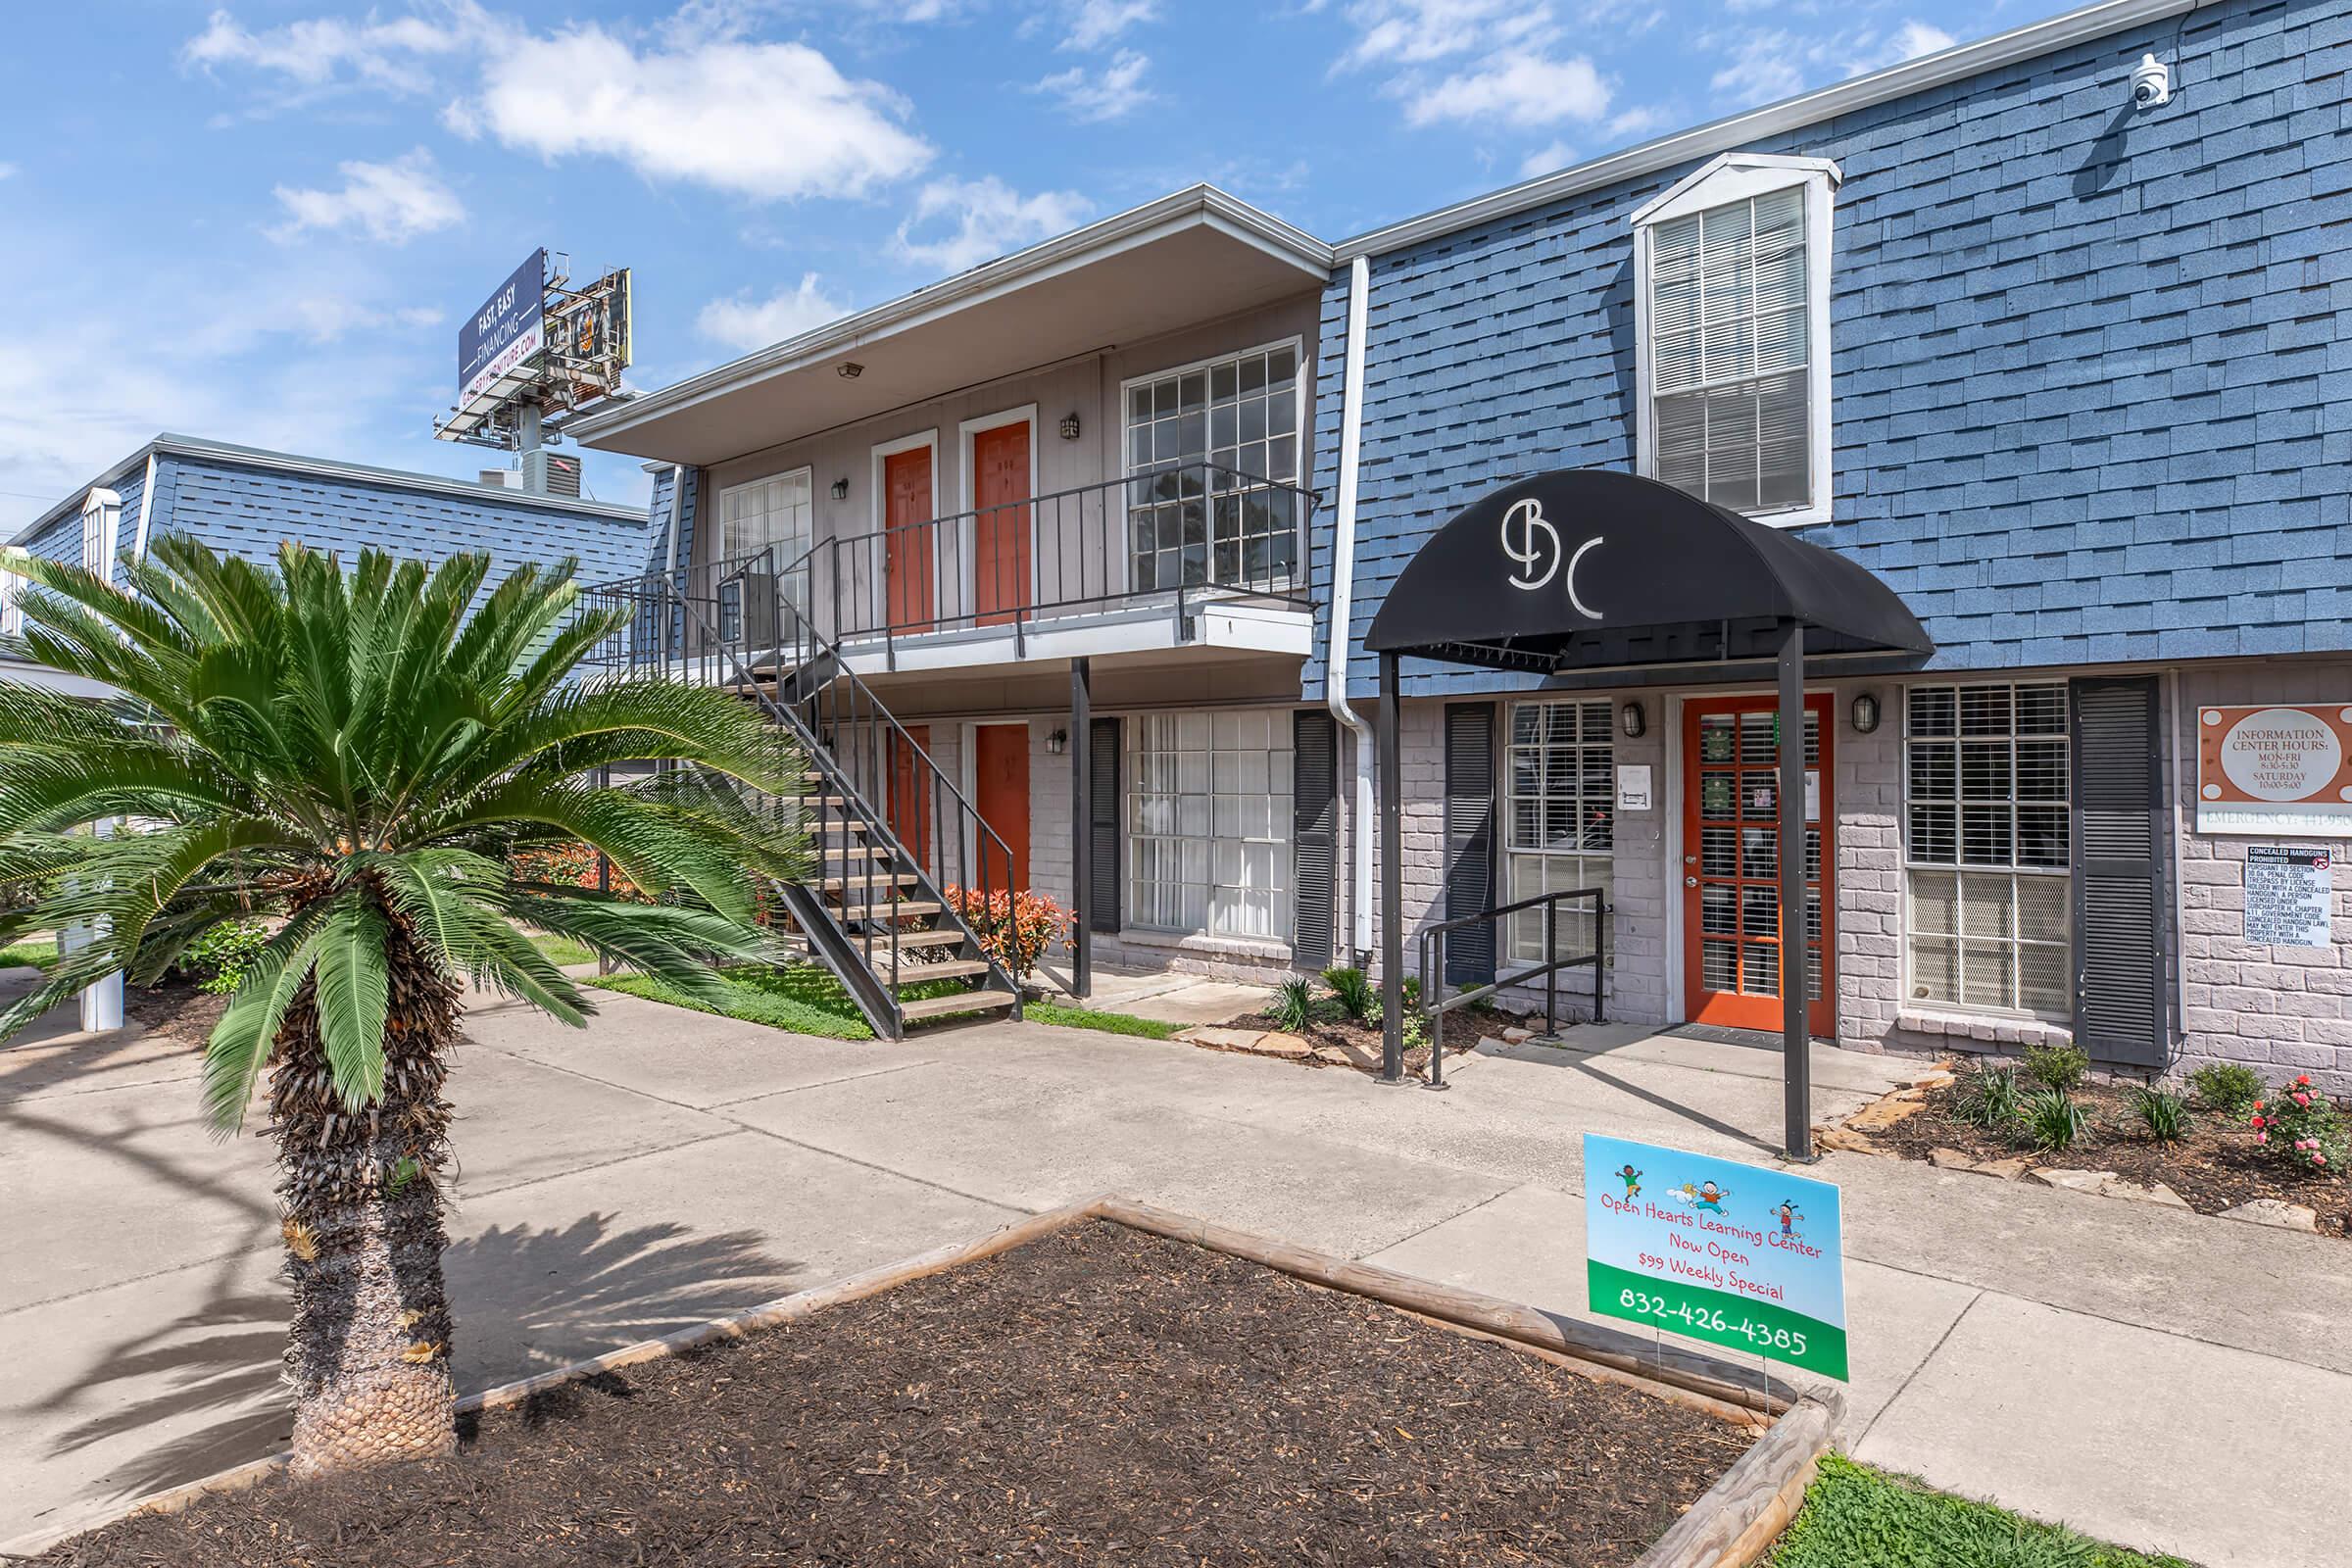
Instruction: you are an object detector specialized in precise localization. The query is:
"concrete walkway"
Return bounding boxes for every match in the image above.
[5,995,2344,1566]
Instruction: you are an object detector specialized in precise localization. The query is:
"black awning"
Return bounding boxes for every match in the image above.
[1363,468,1933,673]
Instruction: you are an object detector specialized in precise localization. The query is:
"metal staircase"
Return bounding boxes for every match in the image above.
[585,547,1023,1039]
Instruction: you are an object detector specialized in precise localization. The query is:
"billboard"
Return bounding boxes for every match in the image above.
[458,249,548,408]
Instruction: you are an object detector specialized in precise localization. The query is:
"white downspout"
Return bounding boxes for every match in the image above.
[1329,256,1377,960]
[663,464,686,576]
[2167,665,2189,1046]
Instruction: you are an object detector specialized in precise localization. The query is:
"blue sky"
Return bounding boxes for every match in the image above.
[0,0,2040,527]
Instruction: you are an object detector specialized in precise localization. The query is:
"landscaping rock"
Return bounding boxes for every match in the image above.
[1499,1026,1535,1043]
[1252,1032,1315,1059]
[1927,1148,2030,1180]
[1315,1041,1380,1071]
[2027,1168,2191,1208]
[1812,1126,1881,1154]
[1847,1092,1928,1132]
[1176,1026,1270,1052]
[2219,1198,2320,1233]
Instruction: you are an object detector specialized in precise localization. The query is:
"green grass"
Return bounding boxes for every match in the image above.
[596,961,1182,1042]
[0,939,56,971]
[1023,1000,1181,1039]
[1772,1455,2197,1568]
[529,933,598,967]
[596,962,980,1040]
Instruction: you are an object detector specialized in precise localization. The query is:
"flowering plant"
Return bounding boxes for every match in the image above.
[510,840,652,904]
[943,887,1074,982]
[2249,1074,2347,1175]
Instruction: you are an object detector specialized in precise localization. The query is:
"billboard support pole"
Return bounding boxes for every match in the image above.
[518,402,547,495]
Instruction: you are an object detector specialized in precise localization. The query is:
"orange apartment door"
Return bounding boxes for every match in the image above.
[971,421,1033,627]
[884,446,935,631]
[972,723,1031,895]
[1681,695,1835,1036]
[888,724,932,868]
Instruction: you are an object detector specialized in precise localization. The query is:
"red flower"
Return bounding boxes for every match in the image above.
[2250,1115,2265,1129]
[2296,1074,2312,1086]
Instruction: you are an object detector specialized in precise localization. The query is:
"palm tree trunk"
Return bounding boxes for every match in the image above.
[270,913,462,1478]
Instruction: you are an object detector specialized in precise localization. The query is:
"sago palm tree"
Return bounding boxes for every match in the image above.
[0,535,807,1478]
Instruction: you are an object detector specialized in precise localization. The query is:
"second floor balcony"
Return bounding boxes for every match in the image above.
[656,461,1320,681]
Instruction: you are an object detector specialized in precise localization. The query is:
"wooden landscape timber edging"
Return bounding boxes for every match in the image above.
[31,1192,1840,1568]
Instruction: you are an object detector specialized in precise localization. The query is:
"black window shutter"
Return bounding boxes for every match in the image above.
[2071,676,2168,1066]
[1293,710,1339,969]
[1443,702,1498,987]
[1088,715,1121,935]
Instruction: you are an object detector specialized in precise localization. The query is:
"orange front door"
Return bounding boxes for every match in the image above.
[971,421,1033,627]
[973,723,1031,895]
[888,724,932,869]
[1681,695,1835,1036]
[884,446,935,631]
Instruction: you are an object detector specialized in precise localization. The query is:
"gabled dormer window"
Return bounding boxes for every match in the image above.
[1632,153,1838,527]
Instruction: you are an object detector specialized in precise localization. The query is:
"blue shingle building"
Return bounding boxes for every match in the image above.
[8,433,649,600]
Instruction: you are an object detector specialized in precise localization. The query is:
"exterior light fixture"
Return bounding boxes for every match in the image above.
[1058,414,1082,441]
[837,362,863,379]
[830,477,850,502]
[1047,728,1068,755]
[1851,693,1882,734]
[1619,701,1645,739]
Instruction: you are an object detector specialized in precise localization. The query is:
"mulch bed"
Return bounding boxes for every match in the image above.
[122,977,229,1049]
[42,1221,1754,1567]
[1222,1005,1509,1078]
[1869,1074,2351,1237]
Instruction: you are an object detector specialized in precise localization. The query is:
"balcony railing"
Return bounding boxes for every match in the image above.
[602,463,1318,675]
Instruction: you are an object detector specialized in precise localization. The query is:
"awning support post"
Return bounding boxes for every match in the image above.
[1377,652,1406,1085]
[1069,657,1093,999]
[1778,618,1815,1161]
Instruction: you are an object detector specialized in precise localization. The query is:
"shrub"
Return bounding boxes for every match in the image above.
[1954,1064,2024,1130]
[1269,976,1319,1032]
[2188,1061,2264,1117]
[511,840,652,903]
[2022,1041,2089,1093]
[2128,1084,2189,1145]
[2022,1087,2088,1151]
[942,887,1073,983]
[184,918,269,996]
[2249,1074,2348,1177]
[1322,965,1375,1022]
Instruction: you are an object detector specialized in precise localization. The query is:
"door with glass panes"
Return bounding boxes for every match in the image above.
[1681,695,1834,1035]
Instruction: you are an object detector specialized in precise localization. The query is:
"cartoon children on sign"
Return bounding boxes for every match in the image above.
[1676,1178,1731,1214]
[1615,1163,1642,1199]
[1775,1200,1804,1240]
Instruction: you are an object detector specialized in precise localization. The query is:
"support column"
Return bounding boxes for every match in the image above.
[1378,652,1405,1084]
[1069,657,1093,999]
[518,402,548,495]
[1778,618,1814,1161]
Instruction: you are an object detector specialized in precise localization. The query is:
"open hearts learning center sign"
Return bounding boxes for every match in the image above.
[1584,1133,1848,1380]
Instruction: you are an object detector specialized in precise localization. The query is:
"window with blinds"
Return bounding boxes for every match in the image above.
[1903,683,2072,1017]
[1648,185,1812,516]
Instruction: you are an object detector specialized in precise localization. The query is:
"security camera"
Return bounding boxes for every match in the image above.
[2131,52,2171,109]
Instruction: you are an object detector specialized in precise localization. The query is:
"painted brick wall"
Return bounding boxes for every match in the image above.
[2175,662,2352,1098]
[91,455,653,585]
[1309,0,2351,702]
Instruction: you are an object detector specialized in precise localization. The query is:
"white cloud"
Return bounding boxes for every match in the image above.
[181,5,473,98]
[1706,18,1958,110]
[892,177,1092,274]
[1031,48,1152,122]
[1519,140,1575,178]
[697,272,849,351]
[0,164,17,181]
[1335,0,1552,71]
[1606,103,1673,140]
[1405,53,1609,128]
[270,149,465,243]
[1063,0,1155,49]
[287,297,445,343]
[453,24,932,201]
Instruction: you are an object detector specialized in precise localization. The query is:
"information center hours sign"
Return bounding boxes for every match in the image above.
[1584,1134,1848,1380]
[2198,706,2352,837]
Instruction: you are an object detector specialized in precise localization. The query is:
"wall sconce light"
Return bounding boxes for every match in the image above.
[1047,728,1068,755]
[836,362,863,379]
[1619,701,1645,739]
[1058,413,1082,441]
[1851,692,1882,735]
[830,477,850,502]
